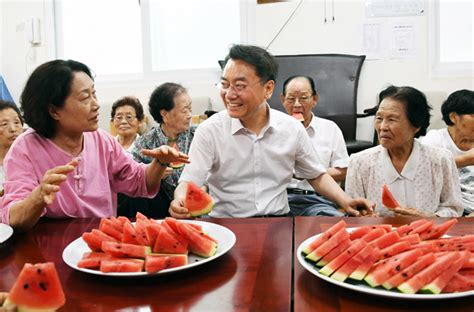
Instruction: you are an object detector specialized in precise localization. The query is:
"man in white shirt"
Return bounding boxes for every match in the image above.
[280,76,349,216]
[169,44,374,218]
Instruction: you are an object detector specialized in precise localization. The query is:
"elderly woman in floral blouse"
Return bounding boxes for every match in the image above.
[121,83,195,218]
[345,86,463,217]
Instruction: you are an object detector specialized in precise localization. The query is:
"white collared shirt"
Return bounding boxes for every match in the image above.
[179,106,326,217]
[422,128,474,213]
[345,140,463,217]
[291,114,349,191]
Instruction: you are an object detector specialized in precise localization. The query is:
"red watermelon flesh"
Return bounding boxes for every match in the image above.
[175,222,217,257]
[99,218,124,241]
[134,219,151,246]
[421,251,469,294]
[349,248,382,281]
[397,251,460,294]
[381,184,400,209]
[100,259,144,273]
[168,142,185,169]
[364,249,423,287]
[102,241,151,259]
[382,252,437,289]
[303,220,347,255]
[316,238,351,267]
[419,218,458,241]
[442,272,474,293]
[77,251,116,269]
[379,241,411,259]
[360,227,386,242]
[145,223,164,248]
[332,244,375,282]
[184,182,214,216]
[368,231,400,249]
[349,226,372,240]
[122,222,143,246]
[145,254,188,273]
[407,220,433,236]
[305,228,349,262]
[397,219,430,237]
[399,233,421,245]
[320,239,368,277]
[153,226,188,254]
[82,229,118,251]
[5,262,65,311]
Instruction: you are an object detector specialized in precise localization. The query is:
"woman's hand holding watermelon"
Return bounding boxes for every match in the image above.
[392,206,435,218]
[169,198,192,219]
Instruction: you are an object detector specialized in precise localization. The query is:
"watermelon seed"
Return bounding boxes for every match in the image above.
[39,282,47,291]
[395,265,401,271]
[37,268,42,274]
[23,284,29,290]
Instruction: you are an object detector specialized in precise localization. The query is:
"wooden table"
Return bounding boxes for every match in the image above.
[0,217,293,312]
[294,216,474,312]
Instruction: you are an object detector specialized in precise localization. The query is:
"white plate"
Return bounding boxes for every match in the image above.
[0,223,13,244]
[62,219,236,276]
[297,228,474,299]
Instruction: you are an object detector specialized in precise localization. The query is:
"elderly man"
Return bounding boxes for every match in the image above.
[170,44,374,218]
[281,75,349,216]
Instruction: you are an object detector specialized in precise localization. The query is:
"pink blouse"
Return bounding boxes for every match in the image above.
[1,128,156,224]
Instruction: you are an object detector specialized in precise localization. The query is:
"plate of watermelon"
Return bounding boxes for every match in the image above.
[0,223,13,244]
[62,218,236,276]
[297,219,474,299]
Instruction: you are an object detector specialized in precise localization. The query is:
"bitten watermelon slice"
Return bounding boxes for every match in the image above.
[292,112,304,123]
[168,142,185,169]
[381,184,400,209]
[184,182,214,216]
[4,262,65,311]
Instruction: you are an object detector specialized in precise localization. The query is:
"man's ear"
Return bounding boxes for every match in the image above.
[48,105,59,121]
[264,80,275,99]
[280,93,286,104]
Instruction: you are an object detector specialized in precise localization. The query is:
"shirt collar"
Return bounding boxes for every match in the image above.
[382,140,420,183]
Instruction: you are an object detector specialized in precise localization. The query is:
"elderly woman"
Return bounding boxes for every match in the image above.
[125,83,195,218]
[345,85,463,217]
[0,100,23,193]
[1,60,188,231]
[111,96,145,152]
[421,89,474,216]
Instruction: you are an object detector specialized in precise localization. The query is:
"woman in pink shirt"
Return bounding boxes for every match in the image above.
[1,60,189,231]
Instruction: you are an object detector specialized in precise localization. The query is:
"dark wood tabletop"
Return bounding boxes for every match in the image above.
[294,216,474,312]
[0,217,293,312]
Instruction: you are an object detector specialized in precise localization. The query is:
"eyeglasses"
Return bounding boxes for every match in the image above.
[113,115,137,123]
[284,94,313,104]
[216,80,262,93]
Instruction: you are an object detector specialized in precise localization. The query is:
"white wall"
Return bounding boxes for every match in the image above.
[254,0,473,140]
[1,0,473,140]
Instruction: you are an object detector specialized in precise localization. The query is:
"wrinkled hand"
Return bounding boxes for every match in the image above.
[0,292,16,312]
[467,211,474,218]
[141,146,190,166]
[342,198,376,217]
[161,167,173,179]
[39,159,78,205]
[169,198,191,219]
[392,206,434,218]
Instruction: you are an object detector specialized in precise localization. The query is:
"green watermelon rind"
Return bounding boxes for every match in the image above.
[189,200,214,217]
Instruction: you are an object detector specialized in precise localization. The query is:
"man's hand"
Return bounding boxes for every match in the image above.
[169,198,191,219]
[341,198,376,217]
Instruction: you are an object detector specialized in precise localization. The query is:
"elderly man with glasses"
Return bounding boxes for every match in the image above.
[169,44,374,218]
[281,75,350,216]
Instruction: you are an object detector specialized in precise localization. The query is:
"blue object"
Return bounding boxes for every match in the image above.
[0,75,15,103]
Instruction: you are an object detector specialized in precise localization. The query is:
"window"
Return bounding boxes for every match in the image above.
[430,0,474,77]
[54,0,245,80]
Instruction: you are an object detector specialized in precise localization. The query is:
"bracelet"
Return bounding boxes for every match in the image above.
[155,159,170,168]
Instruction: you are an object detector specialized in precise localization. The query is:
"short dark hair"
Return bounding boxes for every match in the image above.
[441,89,474,126]
[0,100,23,125]
[20,59,93,138]
[149,82,187,124]
[111,96,145,122]
[281,75,317,96]
[223,44,278,83]
[378,85,431,138]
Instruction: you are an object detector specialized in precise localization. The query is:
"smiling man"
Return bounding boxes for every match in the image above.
[170,44,374,218]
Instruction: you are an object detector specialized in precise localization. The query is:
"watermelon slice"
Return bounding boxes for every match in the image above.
[82,229,118,251]
[145,254,188,273]
[184,182,214,216]
[292,112,304,123]
[443,272,474,293]
[319,239,367,277]
[4,262,65,311]
[99,218,124,241]
[419,219,458,241]
[305,228,349,262]
[421,251,469,294]
[382,253,437,289]
[349,248,382,281]
[316,238,351,267]
[302,220,347,255]
[100,259,144,273]
[77,251,116,269]
[381,184,400,209]
[102,241,151,259]
[175,222,217,257]
[153,226,188,254]
[331,244,375,282]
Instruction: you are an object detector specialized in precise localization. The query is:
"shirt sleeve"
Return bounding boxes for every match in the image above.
[178,124,214,187]
[329,126,349,169]
[435,152,464,217]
